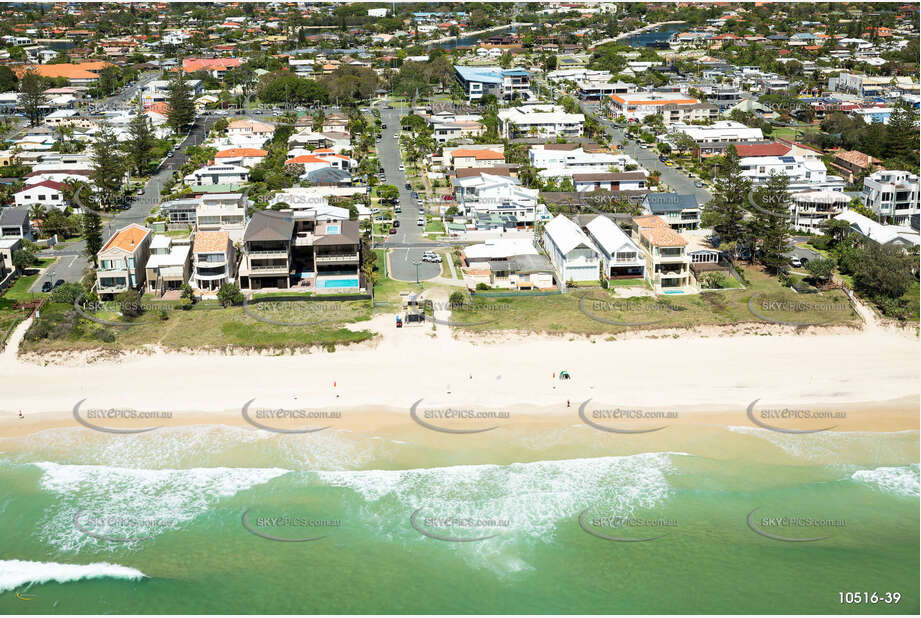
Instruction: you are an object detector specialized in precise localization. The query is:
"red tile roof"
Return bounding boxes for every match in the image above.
[735,143,792,158]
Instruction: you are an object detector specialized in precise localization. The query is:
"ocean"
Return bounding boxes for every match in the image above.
[0,422,917,614]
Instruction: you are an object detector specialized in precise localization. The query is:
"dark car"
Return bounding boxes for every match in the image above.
[388,227,397,235]
[405,183,411,190]
[382,123,387,129]
[54,279,65,288]
[393,220,400,228]
[41,281,53,293]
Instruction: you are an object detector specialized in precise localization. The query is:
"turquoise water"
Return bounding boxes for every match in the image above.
[320,278,359,289]
[0,424,917,614]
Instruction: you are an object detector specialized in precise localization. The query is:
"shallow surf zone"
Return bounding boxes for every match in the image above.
[851,463,920,498]
[0,559,145,593]
[313,452,682,574]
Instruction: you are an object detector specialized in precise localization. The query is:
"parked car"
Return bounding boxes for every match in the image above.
[53,279,65,288]
[370,207,380,214]
[417,218,425,225]
[382,123,387,129]
[393,220,400,228]
[394,206,401,213]
[388,227,397,235]
[422,252,442,263]
[398,164,405,171]
[393,134,399,139]
[41,281,53,293]
[405,183,411,190]
[442,194,454,201]
[694,181,704,188]
[790,257,802,268]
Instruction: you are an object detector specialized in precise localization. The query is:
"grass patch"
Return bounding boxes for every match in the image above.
[19,299,375,354]
[450,266,858,334]
[2,273,42,302]
[608,278,645,287]
[425,219,445,234]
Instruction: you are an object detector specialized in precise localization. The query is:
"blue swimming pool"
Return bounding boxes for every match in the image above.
[663,290,684,294]
[320,278,359,289]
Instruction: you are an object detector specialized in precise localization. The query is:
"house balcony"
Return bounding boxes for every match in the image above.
[247,248,288,258]
[315,252,360,264]
[249,264,290,275]
[293,233,316,247]
[655,254,687,264]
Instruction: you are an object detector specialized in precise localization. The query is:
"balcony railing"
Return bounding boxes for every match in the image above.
[315,252,360,263]
[250,265,289,274]
[248,249,288,257]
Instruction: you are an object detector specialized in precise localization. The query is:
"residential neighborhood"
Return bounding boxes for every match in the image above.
[0,3,918,616]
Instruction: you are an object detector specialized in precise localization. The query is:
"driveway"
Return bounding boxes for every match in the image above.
[377,104,441,283]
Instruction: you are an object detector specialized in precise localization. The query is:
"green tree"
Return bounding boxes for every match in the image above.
[217,282,244,307]
[166,71,196,133]
[701,145,750,254]
[12,247,37,271]
[18,70,47,126]
[750,172,791,273]
[82,210,104,267]
[90,126,126,211]
[0,66,17,91]
[125,107,155,176]
[804,257,836,284]
[853,242,915,300]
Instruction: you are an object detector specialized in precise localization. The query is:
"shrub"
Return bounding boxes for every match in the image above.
[701,272,727,289]
[49,282,85,305]
[217,282,244,307]
[94,328,116,342]
[449,290,467,306]
[475,283,490,291]
[116,290,144,317]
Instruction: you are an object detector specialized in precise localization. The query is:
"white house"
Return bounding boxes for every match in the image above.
[573,172,647,192]
[497,105,584,139]
[790,191,850,233]
[834,209,920,250]
[453,173,542,226]
[185,164,249,187]
[542,214,600,283]
[14,180,68,210]
[584,215,645,280]
[862,170,919,225]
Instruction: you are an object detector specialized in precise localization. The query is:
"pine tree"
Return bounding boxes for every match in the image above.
[166,71,195,133]
[83,210,104,267]
[90,125,126,211]
[885,103,919,166]
[18,70,47,126]
[751,172,791,274]
[701,144,751,255]
[125,104,155,176]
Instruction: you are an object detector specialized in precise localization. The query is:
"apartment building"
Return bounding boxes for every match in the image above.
[631,215,691,292]
[739,154,845,192]
[497,105,584,139]
[452,173,542,227]
[144,235,191,296]
[542,214,600,284]
[185,164,249,187]
[239,211,294,290]
[667,121,764,146]
[605,92,706,122]
[196,193,248,241]
[862,170,920,225]
[790,191,850,233]
[584,215,645,280]
[573,172,647,192]
[447,148,506,170]
[0,208,32,241]
[528,144,638,179]
[192,231,236,293]
[454,66,531,101]
[96,223,152,298]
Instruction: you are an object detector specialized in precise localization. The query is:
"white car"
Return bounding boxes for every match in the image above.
[422,253,442,263]
[393,134,399,139]
[370,207,380,215]
[398,164,405,171]
[417,218,425,226]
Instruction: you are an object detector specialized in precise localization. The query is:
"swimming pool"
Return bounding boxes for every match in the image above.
[320,278,359,289]
[663,290,684,294]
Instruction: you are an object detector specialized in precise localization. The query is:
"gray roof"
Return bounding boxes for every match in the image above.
[316,219,360,245]
[510,253,553,274]
[644,193,699,213]
[244,210,294,242]
[0,208,29,228]
[304,167,351,184]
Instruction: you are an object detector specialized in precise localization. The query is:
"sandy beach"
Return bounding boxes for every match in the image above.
[1,312,918,438]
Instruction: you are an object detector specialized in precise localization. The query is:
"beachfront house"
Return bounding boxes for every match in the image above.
[584,215,645,280]
[192,230,236,293]
[96,223,152,299]
[631,215,692,292]
[144,235,191,297]
[542,214,600,284]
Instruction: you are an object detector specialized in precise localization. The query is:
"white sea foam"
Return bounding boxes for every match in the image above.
[727,426,919,464]
[316,453,680,574]
[0,559,145,593]
[34,462,289,552]
[851,464,920,498]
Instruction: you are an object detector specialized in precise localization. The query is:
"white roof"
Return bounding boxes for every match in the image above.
[464,238,538,260]
[585,215,640,254]
[835,209,921,247]
[544,215,595,255]
[146,244,190,269]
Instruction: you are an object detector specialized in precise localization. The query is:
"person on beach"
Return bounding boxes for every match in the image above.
[18,410,24,419]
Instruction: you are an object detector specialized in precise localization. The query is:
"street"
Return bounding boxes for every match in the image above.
[582,102,713,205]
[376,104,441,283]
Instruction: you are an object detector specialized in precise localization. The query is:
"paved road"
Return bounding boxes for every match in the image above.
[376,105,441,283]
[581,103,713,205]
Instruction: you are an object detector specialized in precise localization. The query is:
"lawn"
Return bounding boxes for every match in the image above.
[770,125,819,141]
[608,278,646,287]
[425,219,445,234]
[450,266,859,334]
[0,298,28,351]
[2,273,41,302]
[19,298,375,354]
